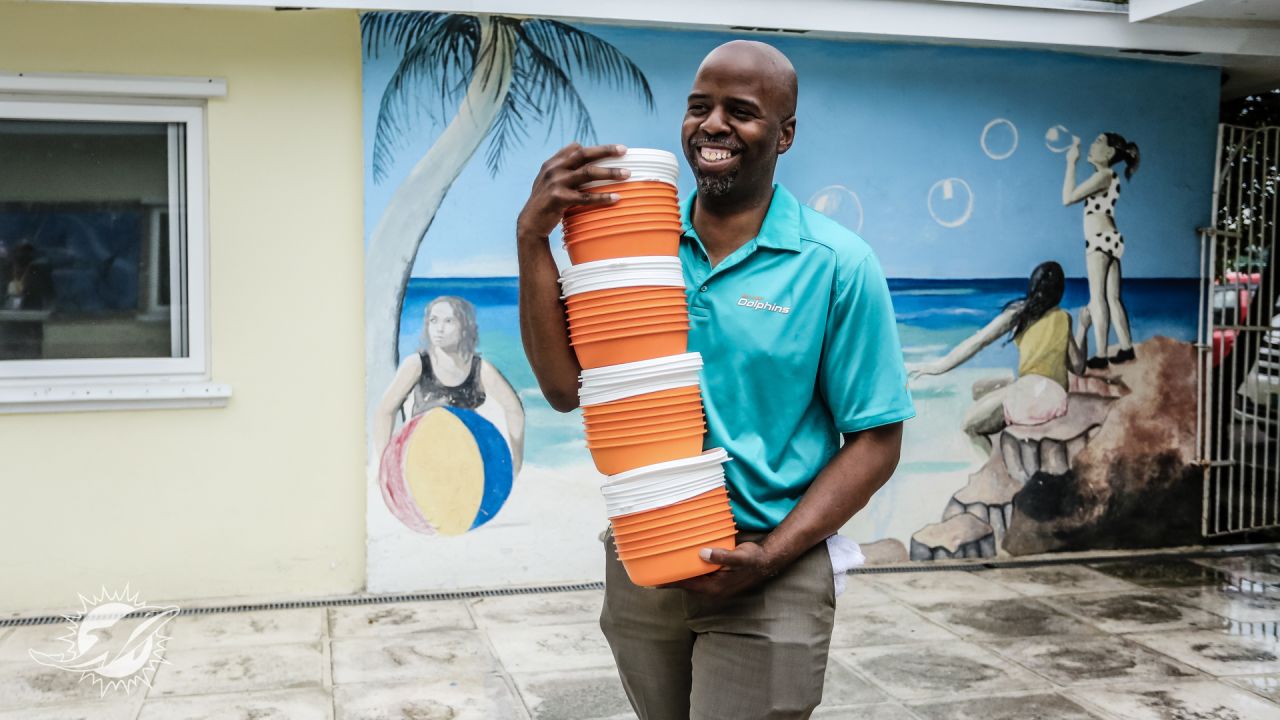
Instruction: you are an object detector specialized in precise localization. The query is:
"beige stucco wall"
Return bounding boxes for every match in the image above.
[0,2,366,614]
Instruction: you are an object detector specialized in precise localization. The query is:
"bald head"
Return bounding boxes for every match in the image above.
[682,40,798,206]
[697,40,797,120]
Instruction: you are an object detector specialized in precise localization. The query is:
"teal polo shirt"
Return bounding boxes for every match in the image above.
[680,184,915,532]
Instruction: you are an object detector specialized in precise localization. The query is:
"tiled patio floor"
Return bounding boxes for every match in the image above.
[3,554,1280,719]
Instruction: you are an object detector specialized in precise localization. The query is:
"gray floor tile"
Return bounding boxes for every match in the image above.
[1224,674,1280,703]
[331,630,499,685]
[513,668,632,720]
[868,572,1022,607]
[1126,629,1280,676]
[984,565,1141,597]
[165,609,323,650]
[138,687,332,720]
[0,658,152,710]
[148,642,323,698]
[335,675,524,720]
[1040,590,1221,634]
[833,640,1052,701]
[0,697,144,719]
[1163,585,1280,624]
[914,597,1103,640]
[812,702,919,719]
[487,622,615,674]
[1194,555,1280,586]
[985,635,1201,686]
[1,618,158,664]
[327,601,473,638]
[1066,679,1280,720]
[831,602,959,648]
[1089,560,1233,588]
[838,577,904,608]
[821,660,889,706]
[470,591,603,628]
[908,691,1105,720]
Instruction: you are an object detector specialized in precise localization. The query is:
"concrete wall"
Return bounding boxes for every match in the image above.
[0,3,366,614]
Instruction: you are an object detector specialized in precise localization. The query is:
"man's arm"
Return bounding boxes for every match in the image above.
[666,423,902,599]
[517,143,629,412]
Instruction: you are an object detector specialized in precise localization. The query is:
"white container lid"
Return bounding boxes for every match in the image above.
[579,148,680,191]
[581,352,702,380]
[601,467,726,500]
[605,478,728,518]
[579,378,700,407]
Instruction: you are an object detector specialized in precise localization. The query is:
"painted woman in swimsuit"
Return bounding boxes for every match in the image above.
[375,295,525,475]
[1063,132,1140,369]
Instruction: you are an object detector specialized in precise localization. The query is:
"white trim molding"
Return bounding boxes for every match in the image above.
[37,0,1280,59]
[0,72,227,99]
[0,382,232,414]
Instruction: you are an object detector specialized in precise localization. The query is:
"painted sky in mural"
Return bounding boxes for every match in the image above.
[363,26,1219,281]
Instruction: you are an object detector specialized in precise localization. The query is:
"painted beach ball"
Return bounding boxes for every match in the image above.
[379,406,514,536]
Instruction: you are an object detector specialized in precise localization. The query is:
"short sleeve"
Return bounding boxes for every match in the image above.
[818,251,916,434]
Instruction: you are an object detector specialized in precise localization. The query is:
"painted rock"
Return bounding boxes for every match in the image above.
[379,406,514,535]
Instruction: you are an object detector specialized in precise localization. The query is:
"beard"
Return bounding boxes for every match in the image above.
[693,168,739,198]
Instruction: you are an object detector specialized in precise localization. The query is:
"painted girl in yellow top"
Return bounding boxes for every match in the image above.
[909,261,1087,458]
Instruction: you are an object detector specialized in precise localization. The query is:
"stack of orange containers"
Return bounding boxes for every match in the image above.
[558,149,737,586]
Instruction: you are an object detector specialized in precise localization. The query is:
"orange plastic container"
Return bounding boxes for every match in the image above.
[566,286,686,307]
[618,533,737,586]
[567,298,687,322]
[569,315,690,338]
[587,429,705,474]
[571,327,689,369]
[583,399,703,423]
[566,198,679,221]
[566,225,681,248]
[610,487,728,525]
[615,515,737,550]
[616,523,737,556]
[616,523,737,558]
[569,323,689,347]
[568,307,688,332]
[582,386,702,417]
[568,184,675,204]
[584,407,704,432]
[586,420,706,443]
[563,231,680,265]
[611,504,732,534]
[580,180,677,198]
[565,214,682,235]
[565,206,680,226]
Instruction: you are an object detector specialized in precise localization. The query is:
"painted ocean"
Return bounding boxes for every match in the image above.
[398,276,1199,471]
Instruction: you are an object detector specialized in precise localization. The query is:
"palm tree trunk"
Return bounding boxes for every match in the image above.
[364,16,516,428]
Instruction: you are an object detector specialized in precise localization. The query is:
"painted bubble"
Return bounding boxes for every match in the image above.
[1045,124,1074,153]
[927,178,974,229]
[807,185,864,233]
[981,118,1019,160]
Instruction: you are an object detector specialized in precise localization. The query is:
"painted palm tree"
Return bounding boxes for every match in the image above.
[362,12,654,420]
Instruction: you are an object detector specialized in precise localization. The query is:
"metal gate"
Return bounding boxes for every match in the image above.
[1200,124,1280,536]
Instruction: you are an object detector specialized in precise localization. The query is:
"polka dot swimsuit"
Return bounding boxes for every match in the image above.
[1084,170,1124,259]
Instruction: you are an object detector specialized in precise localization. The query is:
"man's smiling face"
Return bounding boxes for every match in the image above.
[682,41,797,205]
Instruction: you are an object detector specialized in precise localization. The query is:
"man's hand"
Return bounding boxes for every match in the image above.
[657,542,776,601]
[516,143,631,240]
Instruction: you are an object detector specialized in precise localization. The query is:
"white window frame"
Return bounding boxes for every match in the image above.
[0,74,231,413]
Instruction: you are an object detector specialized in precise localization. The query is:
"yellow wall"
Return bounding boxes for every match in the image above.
[0,3,366,614]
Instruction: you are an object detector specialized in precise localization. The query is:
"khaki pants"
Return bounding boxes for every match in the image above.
[599,529,836,720]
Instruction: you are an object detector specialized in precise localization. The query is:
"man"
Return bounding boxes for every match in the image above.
[516,40,913,720]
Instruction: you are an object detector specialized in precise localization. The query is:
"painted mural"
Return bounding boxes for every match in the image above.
[362,13,1219,592]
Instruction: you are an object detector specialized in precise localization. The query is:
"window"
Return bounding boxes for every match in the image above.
[0,75,229,412]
